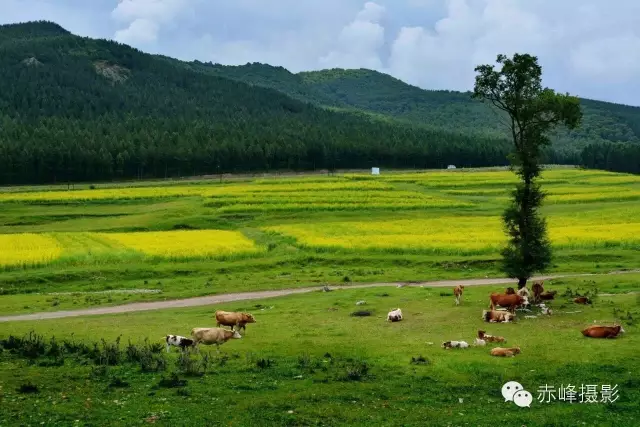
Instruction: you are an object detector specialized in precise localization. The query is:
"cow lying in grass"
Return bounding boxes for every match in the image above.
[477,330,506,343]
[482,310,516,323]
[387,308,403,322]
[442,340,469,349]
[490,347,521,357]
[581,325,625,339]
[191,327,242,352]
[215,310,256,332]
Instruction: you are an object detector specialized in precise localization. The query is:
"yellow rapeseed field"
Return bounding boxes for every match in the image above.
[266,213,640,252]
[96,230,259,258]
[0,233,63,267]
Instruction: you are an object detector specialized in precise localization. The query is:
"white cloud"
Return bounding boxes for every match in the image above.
[111,0,195,45]
[319,2,386,70]
[114,18,159,44]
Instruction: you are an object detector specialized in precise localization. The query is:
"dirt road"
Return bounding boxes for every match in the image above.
[0,270,636,322]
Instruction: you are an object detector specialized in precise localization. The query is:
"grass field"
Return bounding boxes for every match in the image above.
[0,167,639,425]
[1,274,638,426]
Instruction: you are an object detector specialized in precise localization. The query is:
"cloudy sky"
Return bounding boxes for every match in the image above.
[3,0,640,106]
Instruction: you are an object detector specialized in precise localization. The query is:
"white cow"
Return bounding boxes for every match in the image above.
[387,308,403,322]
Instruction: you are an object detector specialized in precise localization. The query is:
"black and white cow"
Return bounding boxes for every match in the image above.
[165,335,195,353]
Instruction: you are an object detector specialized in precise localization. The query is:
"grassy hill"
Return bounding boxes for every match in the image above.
[0,21,638,184]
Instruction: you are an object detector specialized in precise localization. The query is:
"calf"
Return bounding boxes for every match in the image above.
[474,338,487,346]
[581,325,624,339]
[191,327,242,352]
[454,285,464,306]
[215,310,256,332]
[532,281,544,302]
[490,347,521,357]
[505,287,516,295]
[165,335,195,353]
[442,340,469,349]
[539,291,557,301]
[478,330,506,343]
[482,310,516,323]
[490,293,528,312]
[387,308,403,322]
[574,296,591,305]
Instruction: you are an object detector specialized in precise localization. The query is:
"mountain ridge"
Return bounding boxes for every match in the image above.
[0,20,637,184]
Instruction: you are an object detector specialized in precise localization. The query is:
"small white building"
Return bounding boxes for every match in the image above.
[371,167,380,175]
[447,165,457,170]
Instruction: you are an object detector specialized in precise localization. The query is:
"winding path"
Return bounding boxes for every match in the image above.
[1,270,637,322]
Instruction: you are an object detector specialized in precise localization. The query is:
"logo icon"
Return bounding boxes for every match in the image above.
[502,381,532,408]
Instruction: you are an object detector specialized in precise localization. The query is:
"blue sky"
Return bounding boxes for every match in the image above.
[3,0,640,106]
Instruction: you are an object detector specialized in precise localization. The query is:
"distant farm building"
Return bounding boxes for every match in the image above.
[447,165,457,170]
[371,167,380,175]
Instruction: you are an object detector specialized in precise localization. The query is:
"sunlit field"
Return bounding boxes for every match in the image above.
[0,166,639,315]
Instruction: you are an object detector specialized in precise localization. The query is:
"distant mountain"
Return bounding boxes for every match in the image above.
[0,21,637,184]
[200,64,640,152]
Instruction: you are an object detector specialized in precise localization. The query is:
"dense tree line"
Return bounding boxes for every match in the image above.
[0,22,635,184]
[580,142,640,174]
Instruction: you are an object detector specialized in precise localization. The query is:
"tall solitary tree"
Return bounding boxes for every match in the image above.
[473,53,582,288]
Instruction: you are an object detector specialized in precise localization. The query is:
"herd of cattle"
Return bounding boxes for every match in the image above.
[391,280,625,357]
[164,281,625,355]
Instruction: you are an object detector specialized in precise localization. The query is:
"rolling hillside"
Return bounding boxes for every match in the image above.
[0,21,638,184]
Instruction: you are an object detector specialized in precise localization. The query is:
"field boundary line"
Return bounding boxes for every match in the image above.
[1,270,638,322]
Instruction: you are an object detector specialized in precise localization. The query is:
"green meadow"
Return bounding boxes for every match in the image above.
[0,167,639,426]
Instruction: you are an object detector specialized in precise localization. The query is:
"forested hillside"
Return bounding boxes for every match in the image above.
[0,21,638,184]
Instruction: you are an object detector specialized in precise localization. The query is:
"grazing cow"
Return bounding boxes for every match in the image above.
[474,338,487,346]
[490,347,521,357]
[387,308,403,322]
[482,310,516,323]
[489,293,528,312]
[478,330,506,343]
[539,291,557,301]
[442,340,469,349]
[454,285,464,306]
[165,335,195,353]
[574,296,591,305]
[215,310,256,332]
[191,327,242,352]
[581,325,625,339]
[532,281,544,302]
[505,287,516,295]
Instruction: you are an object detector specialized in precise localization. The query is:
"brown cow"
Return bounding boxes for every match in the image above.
[505,287,516,295]
[191,328,242,352]
[581,325,625,339]
[574,296,591,305]
[478,330,506,343]
[489,293,528,312]
[539,291,557,301]
[532,281,544,302]
[215,310,256,332]
[490,347,521,357]
[454,285,464,306]
[482,310,516,323]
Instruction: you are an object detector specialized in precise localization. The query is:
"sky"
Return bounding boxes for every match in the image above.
[2,0,640,106]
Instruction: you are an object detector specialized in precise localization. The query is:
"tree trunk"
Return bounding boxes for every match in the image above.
[517,277,527,289]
